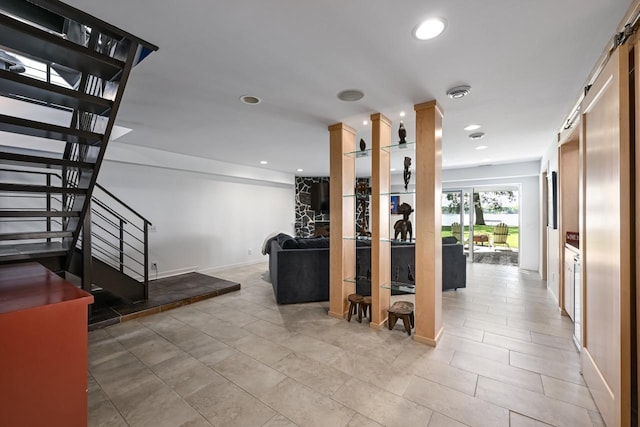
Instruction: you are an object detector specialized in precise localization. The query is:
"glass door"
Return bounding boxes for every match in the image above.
[442,190,464,244]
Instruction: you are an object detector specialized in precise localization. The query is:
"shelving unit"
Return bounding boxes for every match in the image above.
[329,101,444,345]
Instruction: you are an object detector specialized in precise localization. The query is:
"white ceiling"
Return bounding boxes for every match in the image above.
[63,0,632,176]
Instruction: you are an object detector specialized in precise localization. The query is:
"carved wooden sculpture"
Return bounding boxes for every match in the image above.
[393,202,414,241]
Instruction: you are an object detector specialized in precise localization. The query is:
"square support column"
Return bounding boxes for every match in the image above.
[328,123,356,319]
[413,100,444,346]
[370,113,391,328]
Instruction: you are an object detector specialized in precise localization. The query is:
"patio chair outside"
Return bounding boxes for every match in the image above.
[451,222,462,243]
[493,222,510,249]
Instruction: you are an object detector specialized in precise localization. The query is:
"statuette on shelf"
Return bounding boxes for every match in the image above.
[403,156,412,191]
[393,202,414,241]
[398,122,407,144]
[407,264,415,283]
[359,138,366,152]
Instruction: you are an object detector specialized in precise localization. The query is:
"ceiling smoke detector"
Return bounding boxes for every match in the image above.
[468,132,485,140]
[337,89,365,102]
[446,85,471,99]
[240,95,261,105]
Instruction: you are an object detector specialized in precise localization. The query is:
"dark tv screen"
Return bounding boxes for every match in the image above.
[310,182,330,212]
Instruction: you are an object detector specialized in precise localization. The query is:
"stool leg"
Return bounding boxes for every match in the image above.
[367,305,371,322]
[409,311,415,328]
[402,315,412,335]
[347,302,354,322]
[357,303,362,323]
[388,313,397,330]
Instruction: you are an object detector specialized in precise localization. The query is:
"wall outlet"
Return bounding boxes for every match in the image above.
[151,262,158,270]
[247,249,253,255]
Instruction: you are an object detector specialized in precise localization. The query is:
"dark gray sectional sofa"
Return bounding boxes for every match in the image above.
[268,234,466,304]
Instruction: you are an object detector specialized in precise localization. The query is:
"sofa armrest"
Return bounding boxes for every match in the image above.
[442,244,466,290]
[273,246,330,304]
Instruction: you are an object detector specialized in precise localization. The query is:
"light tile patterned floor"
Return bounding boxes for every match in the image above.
[88,262,604,427]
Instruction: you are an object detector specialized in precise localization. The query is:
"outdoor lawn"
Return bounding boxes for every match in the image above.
[442,225,519,249]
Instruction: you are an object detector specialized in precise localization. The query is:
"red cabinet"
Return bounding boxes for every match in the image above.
[0,262,93,427]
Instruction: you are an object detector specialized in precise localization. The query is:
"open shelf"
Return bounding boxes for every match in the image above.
[345,276,416,294]
[383,190,416,196]
[381,281,416,293]
[344,148,372,158]
[381,141,416,153]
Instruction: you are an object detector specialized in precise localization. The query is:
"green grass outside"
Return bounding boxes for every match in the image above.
[442,225,519,249]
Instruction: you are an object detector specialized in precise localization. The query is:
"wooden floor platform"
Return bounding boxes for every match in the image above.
[88,272,240,330]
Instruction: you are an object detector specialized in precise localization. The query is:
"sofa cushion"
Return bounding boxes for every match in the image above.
[442,236,458,245]
[276,234,299,249]
[295,237,330,249]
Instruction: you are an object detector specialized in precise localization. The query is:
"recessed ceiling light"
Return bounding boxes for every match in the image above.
[475,145,488,150]
[482,158,491,162]
[413,18,446,40]
[400,111,406,117]
[363,120,368,125]
[446,85,471,99]
[296,168,303,172]
[468,132,485,140]
[260,160,268,164]
[464,124,481,131]
[390,168,397,172]
[240,95,261,105]
[337,89,365,102]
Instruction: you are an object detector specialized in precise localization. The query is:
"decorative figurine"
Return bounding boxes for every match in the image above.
[356,256,361,279]
[403,156,412,191]
[355,181,372,237]
[407,264,415,283]
[393,202,414,241]
[394,266,400,282]
[398,122,407,144]
[359,138,366,152]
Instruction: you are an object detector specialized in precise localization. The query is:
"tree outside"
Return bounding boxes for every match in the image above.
[444,190,517,226]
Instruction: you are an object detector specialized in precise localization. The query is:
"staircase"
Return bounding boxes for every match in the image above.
[0,0,157,301]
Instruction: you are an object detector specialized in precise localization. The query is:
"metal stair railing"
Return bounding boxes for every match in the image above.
[0,1,158,272]
[0,168,151,299]
[78,182,152,298]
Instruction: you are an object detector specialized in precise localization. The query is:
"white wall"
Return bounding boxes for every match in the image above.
[540,141,560,302]
[99,143,295,278]
[439,161,541,271]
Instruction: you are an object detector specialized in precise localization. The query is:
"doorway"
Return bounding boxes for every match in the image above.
[443,186,520,266]
[471,186,520,266]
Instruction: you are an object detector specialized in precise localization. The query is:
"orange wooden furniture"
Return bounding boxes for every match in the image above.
[0,262,94,427]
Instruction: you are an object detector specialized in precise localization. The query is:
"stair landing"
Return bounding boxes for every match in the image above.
[88,272,240,329]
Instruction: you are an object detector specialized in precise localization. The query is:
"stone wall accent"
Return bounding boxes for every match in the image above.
[295,176,370,238]
[295,177,329,238]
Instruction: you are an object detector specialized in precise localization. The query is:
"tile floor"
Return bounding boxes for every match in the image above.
[88,262,604,427]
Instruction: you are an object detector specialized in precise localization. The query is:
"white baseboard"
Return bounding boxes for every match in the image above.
[199,258,267,275]
[151,266,198,280]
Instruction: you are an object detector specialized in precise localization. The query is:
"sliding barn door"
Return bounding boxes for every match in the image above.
[581,44,632,427]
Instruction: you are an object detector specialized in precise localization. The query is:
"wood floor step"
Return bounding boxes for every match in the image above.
[0,152,94,170]
[0,114,103,145]
[0,231,73,241]
[0,69,113,115]
[0,13,124,81]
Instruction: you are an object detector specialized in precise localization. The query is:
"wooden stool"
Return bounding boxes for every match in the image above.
[388,301,414,335]
[360,296,372,322]
[347,294,364,322]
